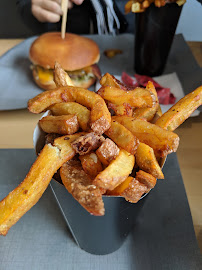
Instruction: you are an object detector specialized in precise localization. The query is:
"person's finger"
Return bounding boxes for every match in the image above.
[40,0,63,15]
[72,0,85,5]
[32,4,61,22]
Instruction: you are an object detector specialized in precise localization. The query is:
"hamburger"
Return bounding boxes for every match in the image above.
[29,32,101,90]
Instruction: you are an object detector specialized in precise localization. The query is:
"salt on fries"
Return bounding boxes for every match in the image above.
[1,64,202,235]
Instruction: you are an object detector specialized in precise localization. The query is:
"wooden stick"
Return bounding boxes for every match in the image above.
[61,0,69,39]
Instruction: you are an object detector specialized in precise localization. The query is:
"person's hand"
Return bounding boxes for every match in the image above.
[31,0,85,23]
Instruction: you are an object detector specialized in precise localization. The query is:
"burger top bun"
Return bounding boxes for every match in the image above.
[29,32,100,71]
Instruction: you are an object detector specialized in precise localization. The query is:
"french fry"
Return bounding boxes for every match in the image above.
[155,85,202,131]
[100,73,126,89]
[107,102,133,116]
[135,170,157,189]
[53,61,74,87]
[0,133,82,235]
[60,160,105,216]
[98,86,155,108]
[108,176,148,203]
[104,49,123,59]
[105,120,139,155]
[132,81,159,121]
[28,86,111,134]
[113,116,179,157]
[49,102,90,131]
[93,149,135,190]
[135,143,164,179]
[39,115,79,135]
[79,152,103,178]
[96,138,120,166]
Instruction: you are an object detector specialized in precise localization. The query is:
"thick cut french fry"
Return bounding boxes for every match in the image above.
[113,116,179,157]
[49,102,90,131]
[79,152,103,178]
[60,160,105,216]
[155,85,202,131]
[136,143,164,179]
[108,176,148,203]
[132,81,159,121]
[0,133,82,235]
[98,86,155,108]
[136,170,157,189]
[28,86,111,134]
[53,62,74,87]
[93,149,135,190]
[100,73,126,89]
[39,115,79,135]
[105,120,139,155]
[96,138,120,166]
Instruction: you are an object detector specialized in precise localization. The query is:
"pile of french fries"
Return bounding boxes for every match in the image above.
[0,63,201,236]
[125,0,186,13]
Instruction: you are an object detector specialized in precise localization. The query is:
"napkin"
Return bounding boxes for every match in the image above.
[95,72,200,117]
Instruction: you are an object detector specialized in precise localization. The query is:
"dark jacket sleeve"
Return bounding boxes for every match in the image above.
[16,0,56,34]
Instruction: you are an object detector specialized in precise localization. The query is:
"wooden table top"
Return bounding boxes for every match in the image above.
[0,39,201,252]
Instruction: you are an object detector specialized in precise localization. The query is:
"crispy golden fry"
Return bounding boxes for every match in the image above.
[39,115,79,135]
[49,102,90,131]
[79,152,103,178]
[96,138,120,166]
[125,0,134,13]
[93,149,135,190]
[53,62,74,87]
[105,120,139,155]
[155,85,202,131]
[136,170,157,190]
[135,143,164,179]
[104,49,123,59]
[28,86,111,134]
[98,86,155,108]
[108,102,133,116]
[113,116,179,157]
[100,73,124,89]
[60,160,105,216]
[108,176,148,203]
[132,2,145,13]
[132,81,159,121]
[0,133,83,235]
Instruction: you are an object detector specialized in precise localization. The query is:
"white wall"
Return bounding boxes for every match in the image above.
[176,0,202,41]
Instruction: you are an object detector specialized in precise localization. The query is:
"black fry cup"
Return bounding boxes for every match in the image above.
[33,112,165,255]
[134,3,183,76]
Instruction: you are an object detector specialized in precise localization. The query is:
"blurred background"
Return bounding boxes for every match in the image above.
[0,0,202,40]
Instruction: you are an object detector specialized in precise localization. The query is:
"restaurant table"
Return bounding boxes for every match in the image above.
[0,38,201,264]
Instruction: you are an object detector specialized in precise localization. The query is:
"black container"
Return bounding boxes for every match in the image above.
[134,3,183,76]
[50,180,148,255]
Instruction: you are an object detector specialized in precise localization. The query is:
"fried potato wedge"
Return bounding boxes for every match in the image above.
[100,73,126,89]
[136,170,157,190]
[79,152,103,178]
[108,176,148,203]
[96,138,120,166]
[93,149,135,190]
[105,120,139,155]
[132,81,159,121]
[60,160,105,216]
[136,143,164,179]
[39,115,79,135]
[49,102,90,131]
[155,85,202,131]
[28,86,111,134]
[98,86,155,108]
[53,62,74,87]
[113,116,179,157]
[0,133,82,235]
